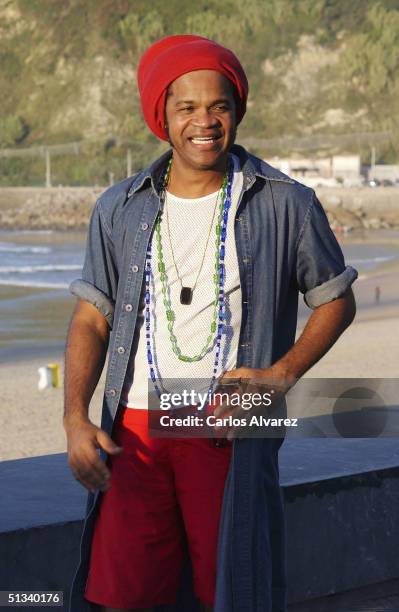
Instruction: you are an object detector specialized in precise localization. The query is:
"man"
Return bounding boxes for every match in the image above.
[64,35,357,612]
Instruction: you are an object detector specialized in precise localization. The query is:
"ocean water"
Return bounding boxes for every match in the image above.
[0,230,399,290]
[0,229,398,359]
[0,230,85,289]
[342,243,399,275]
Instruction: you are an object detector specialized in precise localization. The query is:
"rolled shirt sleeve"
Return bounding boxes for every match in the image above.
[69,199,118,328]
[295,192,358,309]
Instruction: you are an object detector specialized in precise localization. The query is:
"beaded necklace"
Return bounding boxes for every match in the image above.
[145,155,234,401]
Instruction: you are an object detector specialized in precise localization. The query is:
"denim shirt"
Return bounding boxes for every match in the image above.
[68,144,358,612]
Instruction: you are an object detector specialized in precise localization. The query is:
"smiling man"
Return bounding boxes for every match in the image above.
[64,35,358,612]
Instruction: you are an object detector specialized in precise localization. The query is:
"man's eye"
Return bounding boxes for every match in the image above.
[214,105,228,111]
[180,107,193,112]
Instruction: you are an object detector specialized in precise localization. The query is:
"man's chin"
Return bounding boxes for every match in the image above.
[186,149,231,172]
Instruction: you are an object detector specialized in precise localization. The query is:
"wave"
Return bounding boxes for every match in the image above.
[0,279,69,289]
[0,264,82,273]
[0,244,52,254]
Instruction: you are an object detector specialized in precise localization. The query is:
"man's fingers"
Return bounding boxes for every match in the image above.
[85,446,111,479]
[213,403,227,418]
[70,443,112,492]
[74,467,108,493]
[66,421,123,493]
[95,430,123,455]
[73,456,109,492]
[213,400,235,420]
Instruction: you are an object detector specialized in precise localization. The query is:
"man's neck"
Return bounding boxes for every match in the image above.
[166,154,229,198]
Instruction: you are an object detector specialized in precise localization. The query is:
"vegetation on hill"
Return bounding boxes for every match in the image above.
[1,0,399,185]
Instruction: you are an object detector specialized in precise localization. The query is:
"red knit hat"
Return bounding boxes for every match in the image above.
[137,35,248,141]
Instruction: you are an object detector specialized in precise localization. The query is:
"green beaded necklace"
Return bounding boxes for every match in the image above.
[154,159,229,363]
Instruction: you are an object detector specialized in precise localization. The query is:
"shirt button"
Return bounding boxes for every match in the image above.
[108,388,116,397]
[141,222,149,230]
[125,303,133,312]
[131,265,139,272]
[117,346,125,354]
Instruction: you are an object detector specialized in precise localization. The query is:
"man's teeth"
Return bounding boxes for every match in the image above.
[191,137,217,144]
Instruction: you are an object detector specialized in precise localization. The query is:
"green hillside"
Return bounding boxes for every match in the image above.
[1,0,399,185]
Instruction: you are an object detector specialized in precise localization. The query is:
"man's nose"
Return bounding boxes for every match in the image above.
[192,108,219,127]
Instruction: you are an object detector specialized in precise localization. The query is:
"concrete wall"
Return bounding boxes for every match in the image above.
[1,441,399,610]
[316,186,399,213]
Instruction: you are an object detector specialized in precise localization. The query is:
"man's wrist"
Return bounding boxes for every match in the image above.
[267,361,299,391]
[63,409,90,431]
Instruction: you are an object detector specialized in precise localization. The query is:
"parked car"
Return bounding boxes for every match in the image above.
[367,178,381,187]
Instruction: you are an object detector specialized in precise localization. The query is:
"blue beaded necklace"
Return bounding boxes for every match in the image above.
[145,155,234,404]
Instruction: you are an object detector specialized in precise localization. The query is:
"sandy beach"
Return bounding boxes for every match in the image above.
[0,355,106,461]
[1,308,397,461]
[0,233,398,461]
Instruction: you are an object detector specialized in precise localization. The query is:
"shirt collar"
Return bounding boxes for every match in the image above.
[232,144,295,189]
[126,143,294,198]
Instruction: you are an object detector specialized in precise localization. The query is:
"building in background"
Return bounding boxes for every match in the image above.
[332,155,362,185]
[369,164,399,184]
[268,155,363,187]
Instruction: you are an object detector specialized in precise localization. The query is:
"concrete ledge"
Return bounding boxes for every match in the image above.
[1,522,83,610]
[280,439,399,603]
[0,453,88,611]
[288,577,399,611]
[1,441,399,610]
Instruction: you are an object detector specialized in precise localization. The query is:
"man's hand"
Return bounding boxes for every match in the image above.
[63,299,119,493]
[64,416,123,493]
[212,365,291,440]
[212,289,356,440]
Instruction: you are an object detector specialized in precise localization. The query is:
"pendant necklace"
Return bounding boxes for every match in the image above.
[165,180,222,305]
[144,155,234,399]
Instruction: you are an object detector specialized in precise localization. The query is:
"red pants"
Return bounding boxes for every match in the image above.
[84,404,232,609]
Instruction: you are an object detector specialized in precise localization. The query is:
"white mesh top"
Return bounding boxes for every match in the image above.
[120,153,243,409]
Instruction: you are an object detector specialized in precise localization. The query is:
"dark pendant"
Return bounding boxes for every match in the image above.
[180,287,193,305]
